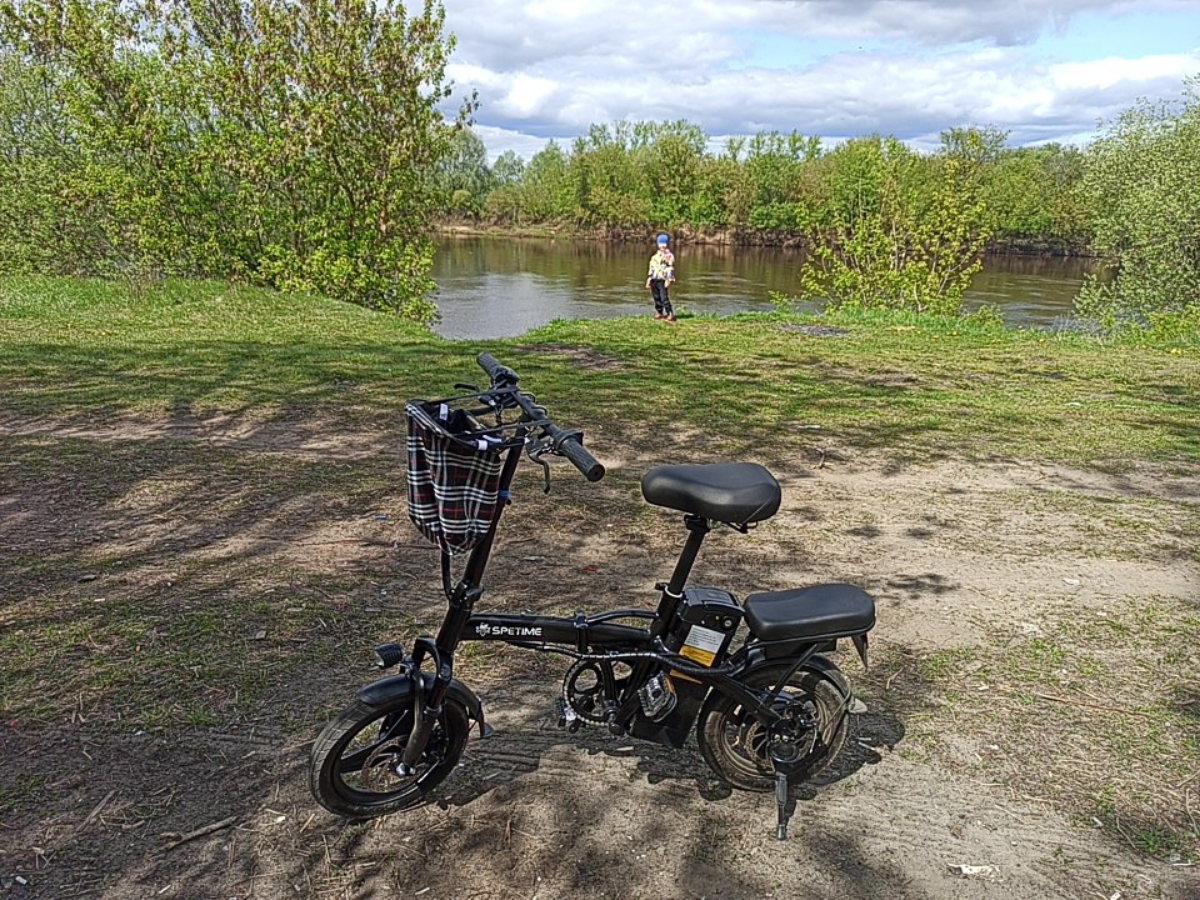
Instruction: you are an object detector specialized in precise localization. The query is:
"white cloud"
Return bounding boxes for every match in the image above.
[1051,53,1199,90]
[497,73,558,118]
[434,0,1200,158]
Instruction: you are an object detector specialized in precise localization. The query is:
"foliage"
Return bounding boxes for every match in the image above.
[485,139,573,224]
[470,117,1088,247]
[436,128,493,218]
[0,0,469,322]
[797,133,992,315]
[640,121,706,225]
[1076,79,1200,334]
[0,52,121,275]
[981,144,1089,241]
[742,131,822,232]
[492,151,525,187]
[568,123,653,228]
[767,290,795,315]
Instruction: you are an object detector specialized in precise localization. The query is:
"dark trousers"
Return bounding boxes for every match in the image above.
[650,280,673,316]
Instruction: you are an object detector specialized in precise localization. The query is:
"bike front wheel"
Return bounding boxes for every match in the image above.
[696,664,850,793]
[310,695,469,818]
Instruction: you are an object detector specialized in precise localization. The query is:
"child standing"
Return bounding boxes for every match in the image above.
[645,233,676,323]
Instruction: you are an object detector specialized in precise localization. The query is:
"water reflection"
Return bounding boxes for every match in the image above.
[432,236,1092,340]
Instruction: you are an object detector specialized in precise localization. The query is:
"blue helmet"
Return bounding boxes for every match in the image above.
[656,233,670,246]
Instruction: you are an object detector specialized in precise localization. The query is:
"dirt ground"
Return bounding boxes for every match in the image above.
[1,411,1197,900]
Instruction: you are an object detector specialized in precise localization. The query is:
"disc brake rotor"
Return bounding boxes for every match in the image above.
[734,719,769,762]
[731,696,819,765]
[359,738,411,791]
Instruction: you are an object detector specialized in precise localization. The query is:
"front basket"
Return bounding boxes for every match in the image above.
[405,401,507,556]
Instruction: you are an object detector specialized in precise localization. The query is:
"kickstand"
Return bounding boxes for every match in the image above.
[770,741,802,841]
[775,771,790,840]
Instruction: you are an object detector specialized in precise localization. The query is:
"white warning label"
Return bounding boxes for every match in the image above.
[680,625,725,666]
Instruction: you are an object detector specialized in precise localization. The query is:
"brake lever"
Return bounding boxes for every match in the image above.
[526,440,553,494]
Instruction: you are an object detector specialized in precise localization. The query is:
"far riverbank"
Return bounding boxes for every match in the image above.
[436,221,1094,257]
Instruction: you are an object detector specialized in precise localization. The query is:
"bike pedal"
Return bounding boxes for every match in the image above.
[555,697,579,730]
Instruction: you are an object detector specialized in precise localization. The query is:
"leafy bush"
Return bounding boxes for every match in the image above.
[1076,78,1200,334]
[0,52,125,276]
[0,0,467,322]
[798,133,992,315]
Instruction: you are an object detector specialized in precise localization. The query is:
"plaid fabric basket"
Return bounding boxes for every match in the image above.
[406,401,506,556]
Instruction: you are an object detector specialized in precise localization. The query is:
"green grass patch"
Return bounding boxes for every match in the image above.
[1,276,1197,464]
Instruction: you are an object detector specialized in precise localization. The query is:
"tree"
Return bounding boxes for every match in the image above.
[521,140,572,221]
[745,131,821,232]
[799,135,991,315]
[0,50,118,274]
[492,150,525,187]
[1076,79,1200,331]
[0,0,470,322]
[568,122,651,228]
[483,149,526,223]
[435,127,493,218]
[974,144,1086,241]
[640,121,706,225]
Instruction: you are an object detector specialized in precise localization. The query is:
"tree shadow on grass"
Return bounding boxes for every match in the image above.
[2,327,1194,896]
[0,409,934,899]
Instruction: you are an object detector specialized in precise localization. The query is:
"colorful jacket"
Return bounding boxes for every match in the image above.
[647,248,675,282]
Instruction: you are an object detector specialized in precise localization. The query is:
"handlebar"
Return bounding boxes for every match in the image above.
[477,352,605,482]
[477,352,519,389]
[545,422,605,482]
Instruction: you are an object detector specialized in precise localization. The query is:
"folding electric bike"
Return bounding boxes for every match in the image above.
[310,353,876,839]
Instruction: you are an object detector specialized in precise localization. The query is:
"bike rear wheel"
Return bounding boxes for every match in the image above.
[310,695,469,818]
[697,664,850,792]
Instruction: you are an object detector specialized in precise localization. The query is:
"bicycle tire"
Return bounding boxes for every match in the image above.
[310,695,469,818]
[696,664,850,793]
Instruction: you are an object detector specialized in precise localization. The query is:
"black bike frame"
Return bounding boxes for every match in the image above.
[414,427,806,736]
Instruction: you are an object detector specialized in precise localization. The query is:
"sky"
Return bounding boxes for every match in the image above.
[431,0,1200,161]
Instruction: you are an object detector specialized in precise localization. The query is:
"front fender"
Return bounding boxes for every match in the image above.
[356,671,491,739]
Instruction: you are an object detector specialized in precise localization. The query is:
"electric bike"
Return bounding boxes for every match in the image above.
[310,353,876,839]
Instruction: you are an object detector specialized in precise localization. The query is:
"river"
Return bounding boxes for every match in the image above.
[431,236,1093,340]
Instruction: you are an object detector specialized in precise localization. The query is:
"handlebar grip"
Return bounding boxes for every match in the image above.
[477,352,518,388]
[558,435,605,482]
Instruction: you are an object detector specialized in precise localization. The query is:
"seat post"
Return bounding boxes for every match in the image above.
[650,515,709,637]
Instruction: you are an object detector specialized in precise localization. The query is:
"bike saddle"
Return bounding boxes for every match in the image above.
[742,584,876,642]
[641,463,781,525]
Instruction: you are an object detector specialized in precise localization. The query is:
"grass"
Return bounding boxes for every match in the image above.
[1,275,1198,866]
[0,275,1196,464]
